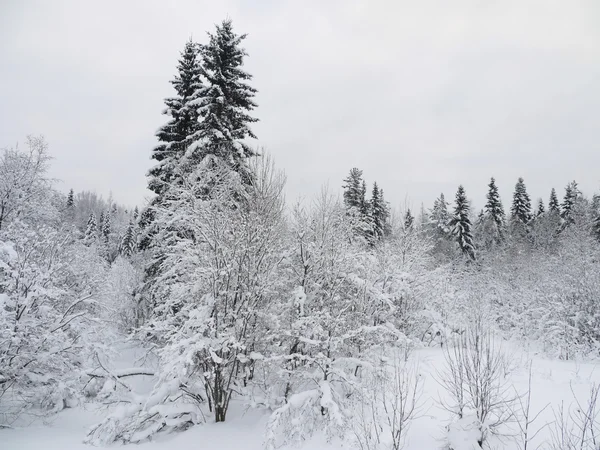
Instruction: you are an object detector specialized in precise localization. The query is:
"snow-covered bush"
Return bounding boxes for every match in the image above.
[0,223,105,425]
[437,324,516,448]
[352,351,423,450]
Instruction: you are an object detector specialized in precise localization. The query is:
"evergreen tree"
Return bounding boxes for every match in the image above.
[133,206,139,221]
[120,221,136,257]
[561,180,580,224]
[370,182,388,240]
[148,39,202,197]
[359,180,369,217]
[84,213,97,245]
[483,177,506,243]
[66,189,74,208]
[102,211,111,242]
[342,168,365,210]
[548,188,560,213]
[189,19,258,176]
[404,208,414,231]
[449,185,475,260]
[536,198,545,216]
[510,177,532,225]
[98,211,105,239]
[430,193,450,233]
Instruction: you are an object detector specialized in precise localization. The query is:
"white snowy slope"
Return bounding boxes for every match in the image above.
[2,345,598,450]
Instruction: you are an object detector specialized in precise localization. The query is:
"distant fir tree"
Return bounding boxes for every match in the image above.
[428,193,452,258]
[188,19,258,177]
[66,189,74,208]
[120,221,136,257]
[548,188,560,213]
[133,206,139,221]
[404,208,414,231]
[102,211,111,242]
[482,177,506,243]
[449,185,475,260]
[359,180,369,217]
[430,193,450,233]
[98,211,105,238]
[84,213,97,245]
[510,177,532,226]
[561,180,580,225]
[370,182,388,241]
[148,39,202,197]
[536,198,545,216]
[342,168,365,210]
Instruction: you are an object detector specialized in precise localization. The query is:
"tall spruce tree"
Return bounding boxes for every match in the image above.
[121,221,136,257]
[450,185,475,260]
[98,211,105,239]
[66,189,74,208]
[359,180,369,217]
[102,211,111,243]
[511,177,532,225]
[561,180,580,225]
[84,213,97,246]
[483,177,506,243]
[148,40,202,197]
[404,208,414,231]
[549,188,560,213]
[370,182,388,240]
[536,198,545,216]
[430,193,450,233]
[342,168,365,210]
[189,19,258,177]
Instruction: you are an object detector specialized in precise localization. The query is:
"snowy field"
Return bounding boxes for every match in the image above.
[4,344,598,450]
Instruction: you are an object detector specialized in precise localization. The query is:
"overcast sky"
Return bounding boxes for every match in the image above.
[1,0,599,212]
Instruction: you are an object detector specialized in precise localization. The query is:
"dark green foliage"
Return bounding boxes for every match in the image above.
[548,188,560,213]
[511,177,532,226]
[536,198,545,216]
[102,211,111,242]
[370,182,388,241]
[84,213,97,245]
[66,189,74,208]
[148,40,202,197]
[343,168,365,210]
[121,221,136,257]
[450,185,475,260]
[430,193,450,233]
[483,177,506,244]
[189,19,258,176]
[561,180,580,225]
[404,208,414,231]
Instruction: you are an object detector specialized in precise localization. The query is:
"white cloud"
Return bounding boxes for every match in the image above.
[0,0,598,210]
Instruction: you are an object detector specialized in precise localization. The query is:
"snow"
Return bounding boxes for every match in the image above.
[3,345,599,450]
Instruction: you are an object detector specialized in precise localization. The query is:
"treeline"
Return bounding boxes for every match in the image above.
[341,169,600,261]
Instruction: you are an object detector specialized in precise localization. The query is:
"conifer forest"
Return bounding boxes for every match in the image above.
[1,5,600,450]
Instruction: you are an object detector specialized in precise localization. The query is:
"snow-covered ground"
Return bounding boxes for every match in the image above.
[3,345,599,450]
